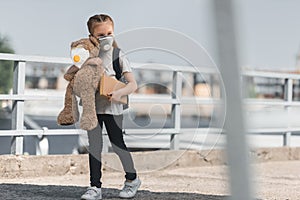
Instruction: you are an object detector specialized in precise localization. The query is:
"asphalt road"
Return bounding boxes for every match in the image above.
[0,184,225,200]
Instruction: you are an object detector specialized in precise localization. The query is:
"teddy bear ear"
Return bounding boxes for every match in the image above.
[71,39,83,48]
[70,41,76,48]
[89,35,100,47]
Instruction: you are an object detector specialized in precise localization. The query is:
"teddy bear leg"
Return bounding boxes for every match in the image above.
[57,83,77,125]
[80,91,98,131]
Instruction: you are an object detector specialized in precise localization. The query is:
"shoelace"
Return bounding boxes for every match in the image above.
[86,187,98,195]
[123,184,134,193]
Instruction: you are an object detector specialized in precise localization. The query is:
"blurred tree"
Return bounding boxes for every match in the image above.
[0,34,14,94]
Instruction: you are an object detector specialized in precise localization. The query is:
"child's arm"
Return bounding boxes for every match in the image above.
[108,72,137,103]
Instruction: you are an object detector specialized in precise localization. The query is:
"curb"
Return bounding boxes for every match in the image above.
[0,147,299,178]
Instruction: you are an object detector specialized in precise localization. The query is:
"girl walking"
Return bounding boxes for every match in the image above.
[81,14,141,200]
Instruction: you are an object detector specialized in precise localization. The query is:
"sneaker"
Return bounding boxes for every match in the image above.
[81,186,102,200]
[119,177,141,199]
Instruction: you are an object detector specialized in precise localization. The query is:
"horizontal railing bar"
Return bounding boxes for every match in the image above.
[126,128,223,135]
[0,53,72,64]
[0,128,223,137]
[180,128,300,135]
[0,128,179,136]
[0,129,82,136]
[0,94,63,101]
[3,94,300,106]
[0,53,218,74]
[0,94,222,105]
[3,94,300,107]
[131,62,218,73]
[0,94,179,104]
[125,128,179,135]
[2,127,300,137]
[247,127,300,134]
[181,97,223,105]
[130,95,179,104]
[244,99,300,106]
[2,54,300,78]
[243,70,300,80]
[180,128,224,134]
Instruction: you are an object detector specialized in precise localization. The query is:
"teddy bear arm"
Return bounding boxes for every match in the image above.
[64,65,79,81]
[57,83,79,125]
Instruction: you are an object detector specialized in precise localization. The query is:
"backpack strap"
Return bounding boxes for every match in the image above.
[112,47,122,80]
[112,47,129,110]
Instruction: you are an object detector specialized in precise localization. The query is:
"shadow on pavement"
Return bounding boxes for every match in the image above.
[0,183,228,200]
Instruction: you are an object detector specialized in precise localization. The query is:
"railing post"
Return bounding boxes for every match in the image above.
[170,71,182,150]
[283,78,293,146]
[11,61,26,155]
[283,132,291,146]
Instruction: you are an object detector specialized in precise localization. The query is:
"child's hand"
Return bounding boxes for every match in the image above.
[108,90,122,103]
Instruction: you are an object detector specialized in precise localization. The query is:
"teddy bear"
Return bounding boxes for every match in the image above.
[57,36,104,131]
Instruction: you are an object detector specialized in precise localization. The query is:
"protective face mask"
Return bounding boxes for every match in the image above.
[99,36,114,51]
[70,47,90,68]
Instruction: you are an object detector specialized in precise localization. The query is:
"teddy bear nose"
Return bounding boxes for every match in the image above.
[73,55,80,62]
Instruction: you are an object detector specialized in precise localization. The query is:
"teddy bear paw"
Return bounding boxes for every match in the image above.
[57,110,78,125]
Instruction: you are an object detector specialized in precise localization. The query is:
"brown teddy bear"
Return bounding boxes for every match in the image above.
[57,36,104,131]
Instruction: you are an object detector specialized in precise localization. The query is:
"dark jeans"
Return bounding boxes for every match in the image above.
[87,114,137,188]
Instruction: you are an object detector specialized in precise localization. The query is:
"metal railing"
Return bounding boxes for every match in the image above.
[243,70,300,146]
[1,53,300,154]
[0,53,222,155]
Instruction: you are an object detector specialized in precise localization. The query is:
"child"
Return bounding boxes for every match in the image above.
[81,14,141,200]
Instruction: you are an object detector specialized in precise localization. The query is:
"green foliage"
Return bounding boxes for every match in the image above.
[0,34,14,94]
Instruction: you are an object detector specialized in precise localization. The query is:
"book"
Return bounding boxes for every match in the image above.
[99,75,128,104]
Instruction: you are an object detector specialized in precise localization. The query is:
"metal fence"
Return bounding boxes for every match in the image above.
[243,70,300,146]
[0,53,300,155]
[0,53,223,155]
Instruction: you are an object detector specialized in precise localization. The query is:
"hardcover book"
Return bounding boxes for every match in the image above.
[99,75,128,104]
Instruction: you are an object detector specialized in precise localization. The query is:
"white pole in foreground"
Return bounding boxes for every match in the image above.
[213,0,254,199]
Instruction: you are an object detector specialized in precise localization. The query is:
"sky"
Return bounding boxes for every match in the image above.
[236,0,300,69]
[0,0,300,70]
